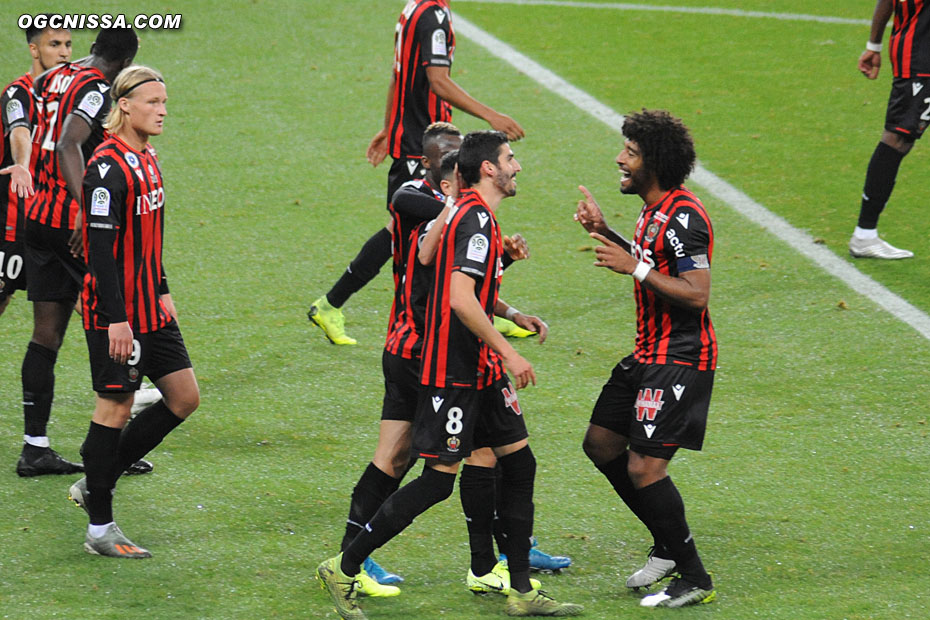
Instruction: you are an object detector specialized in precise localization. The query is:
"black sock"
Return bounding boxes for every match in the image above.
[81,422,122,525]
[341,462,402,551]
[595,451,664,553]
[459,464,498,576]
[114,400,183,484]
[858,141,906,229]
[22,342,57,438]
[637,476,711,588]
[497,447,536,593]
[342,465,456,576]
[326,227,392,308]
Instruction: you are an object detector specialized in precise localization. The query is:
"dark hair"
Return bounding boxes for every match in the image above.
[458,130,508,187]
[25,15,56,43]
[622,109,695,189]
[422,121,461,152]
[93,28,139,63]
[439,149,459,179]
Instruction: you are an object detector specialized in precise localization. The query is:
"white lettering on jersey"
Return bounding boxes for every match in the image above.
[5,99,24,123]
[665,228,686,258]
[90,187,110,216]
[466,233,489,263]
[77,90,104,118]
[631,242,656,267]
[135,187,166,216]
[432,29,447,56]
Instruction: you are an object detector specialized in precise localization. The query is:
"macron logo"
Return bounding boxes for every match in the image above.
[477,212,489,228]
[434,9,446,23]
[6,87,16,98]
[676,212,690,229]
[644,424,657,439]
[406,160,419,175]
[431,396,444,412]
[97,162,111,178]
[672,384,686,401]
[913,82,924,97]
[97,83,109,94]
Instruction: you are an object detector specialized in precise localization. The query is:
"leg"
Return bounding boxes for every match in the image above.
[341,460,459,576]
[342,420,411,551]
[308,222,393,346]
[630,450,711,590]
[492,440,534,594]
[461,447,499,578]
[17,300,82,476]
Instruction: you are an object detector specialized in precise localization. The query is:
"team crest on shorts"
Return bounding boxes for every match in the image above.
[128,367,140,381]
[446,436,461,452]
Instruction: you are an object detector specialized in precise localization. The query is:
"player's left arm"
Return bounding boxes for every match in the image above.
[495,298,548,343]
[450,271,535,388]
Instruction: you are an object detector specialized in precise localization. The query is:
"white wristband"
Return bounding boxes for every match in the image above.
[504,306,520,320]
[631,261,651,283]
[866,41,882,53]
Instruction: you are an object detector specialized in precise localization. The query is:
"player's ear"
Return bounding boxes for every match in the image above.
[421,154,430,169]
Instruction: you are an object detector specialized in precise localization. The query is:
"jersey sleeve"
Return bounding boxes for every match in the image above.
[452,207,493,281]
[392,184,444,221]
[417,4,453,67]
[83,155,126,231]
[666,205,712,274]
[83,155,129,324]
[2,84,33,134]
[70,79,110,129]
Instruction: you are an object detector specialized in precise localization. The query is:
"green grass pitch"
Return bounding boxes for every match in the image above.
[0,1,928,618]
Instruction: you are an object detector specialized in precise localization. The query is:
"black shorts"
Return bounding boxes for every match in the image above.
[0,238,27,298]
[381,349,421,422]
[413,375,529,462]
[85,320,192,393]
[386,156,426,209]
[885,77,930,140]
[591,354,714,453]
[24,218,85,303]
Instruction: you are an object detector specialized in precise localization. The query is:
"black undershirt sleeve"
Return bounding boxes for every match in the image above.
[86,225,128,324]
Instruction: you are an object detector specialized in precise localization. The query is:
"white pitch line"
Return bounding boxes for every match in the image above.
[456,0,869,26]
[454,14,930,341]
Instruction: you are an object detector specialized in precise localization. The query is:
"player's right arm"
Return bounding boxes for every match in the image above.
[418,195,456,266]
[83,155,132,364]
[859,0,894,79]
[367,73,396,167]
[574,185,632,252]
[0,84,36,197]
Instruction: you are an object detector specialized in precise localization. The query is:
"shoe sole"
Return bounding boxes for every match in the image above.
[16,465,83,477]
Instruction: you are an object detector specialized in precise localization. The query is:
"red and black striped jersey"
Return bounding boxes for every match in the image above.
[385,178,446,358]
[81,135,171,334]
[630,186,717,371]
[388,0,455,159]
[890,0,930,78]
[420,188,504,389]
[1,73,37,243]
[31,63,111,229]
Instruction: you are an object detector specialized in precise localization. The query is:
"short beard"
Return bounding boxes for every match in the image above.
[494,168,516,197]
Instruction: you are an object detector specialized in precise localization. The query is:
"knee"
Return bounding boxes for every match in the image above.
[582,434,611,466]
[165,387,199,418]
